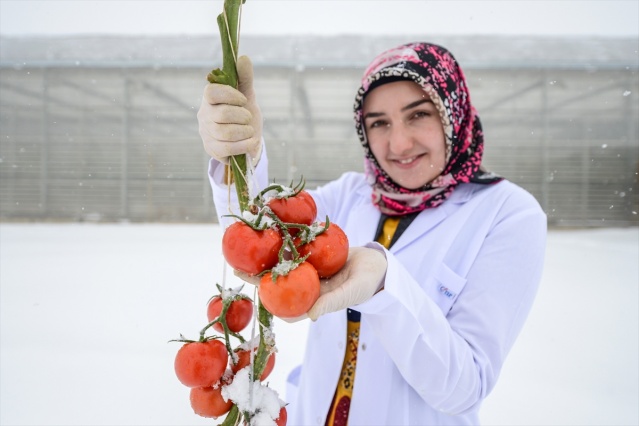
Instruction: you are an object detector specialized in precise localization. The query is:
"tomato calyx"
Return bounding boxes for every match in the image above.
[223,209,275,231]
[257,177,307,201]
[268,257,308,283]
[295,216,331,246]
[222,178,307,230]
[168,334,225,345]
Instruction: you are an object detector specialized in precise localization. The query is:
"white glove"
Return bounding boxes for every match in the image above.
[234,246,388,322]
[197,55,263,165]
[307,246,387,321]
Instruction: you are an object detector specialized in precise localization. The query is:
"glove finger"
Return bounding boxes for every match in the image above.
[206,123,255,143]
[203,83,247,106]
[277,313,309,324]
[306,299,328,322]
[209,104,252,125]
[204,138,260,162]
[307,284,347,321]
[236,56,255,99]
[197,99,243,132]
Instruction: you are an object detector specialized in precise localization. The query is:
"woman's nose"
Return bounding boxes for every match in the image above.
[388,122,413,155]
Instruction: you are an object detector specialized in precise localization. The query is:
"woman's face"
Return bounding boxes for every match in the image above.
[362,80,447,190]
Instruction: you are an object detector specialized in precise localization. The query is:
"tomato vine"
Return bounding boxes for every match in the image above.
[172,2,349,424]
[208,1,279,422]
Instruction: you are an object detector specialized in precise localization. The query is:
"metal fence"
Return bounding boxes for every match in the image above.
[1,61,638,226]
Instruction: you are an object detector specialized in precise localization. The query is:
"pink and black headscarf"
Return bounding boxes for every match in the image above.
[354,42,502,216]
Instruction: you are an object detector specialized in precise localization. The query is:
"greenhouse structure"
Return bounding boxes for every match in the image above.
[1,35,637,226]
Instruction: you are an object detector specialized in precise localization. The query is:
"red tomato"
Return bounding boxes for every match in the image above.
[258,262,320,318]
[207,296,254,333]
[231,348,276,381]
[189,384,233,418]
[267,190,317,232]
[222,221,282,275]
[174,340,228,388]
[275,406,287,426]
[298,222,349,278]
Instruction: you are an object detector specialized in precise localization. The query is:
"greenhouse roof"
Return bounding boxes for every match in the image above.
[1,35,637,69]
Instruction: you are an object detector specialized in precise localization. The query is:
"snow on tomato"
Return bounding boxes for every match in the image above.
[189,383,233,418]
[231,348,276,381]
[221,367,284,424]
[258,261,320,318]
[174,340,228,388]
[222,221,282,275]
[297,222,349,278]
[207,296,254,333]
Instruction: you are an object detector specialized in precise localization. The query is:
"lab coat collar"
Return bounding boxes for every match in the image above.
[352,185,383,245]
[384,184,478,253]
[353,183,478,252]
[446,183,478,204]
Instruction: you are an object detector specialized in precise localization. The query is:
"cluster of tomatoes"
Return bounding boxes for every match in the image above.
[223,183,350,318]
[173,182,348,425]
[173,291,284,423]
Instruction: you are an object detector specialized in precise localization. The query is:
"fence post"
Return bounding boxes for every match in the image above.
[39,68,50,219]
[121,71,130,220]
[541,69,550,214]
[625,73,638,220]
[287,65,298,184]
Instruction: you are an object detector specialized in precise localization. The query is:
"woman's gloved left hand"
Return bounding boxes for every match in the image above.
[235,245,388,322]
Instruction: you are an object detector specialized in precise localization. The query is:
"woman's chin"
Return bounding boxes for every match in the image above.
[391,172,436,190]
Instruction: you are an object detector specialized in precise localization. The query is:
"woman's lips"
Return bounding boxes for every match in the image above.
[391,154,425,169]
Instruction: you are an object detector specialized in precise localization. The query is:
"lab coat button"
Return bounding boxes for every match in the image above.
[337,341,344,349]
[361,343,367,351]
[316,416,323,424]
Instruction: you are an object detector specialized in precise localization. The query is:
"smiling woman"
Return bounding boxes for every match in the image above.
[199,40,547,424]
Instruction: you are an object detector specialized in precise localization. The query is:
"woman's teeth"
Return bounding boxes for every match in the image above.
[398,157,417,164]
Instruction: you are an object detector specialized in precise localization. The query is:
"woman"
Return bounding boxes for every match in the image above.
[198,42,546,425]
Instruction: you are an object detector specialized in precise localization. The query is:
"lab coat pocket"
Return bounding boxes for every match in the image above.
[432,263,467,315]
[285,365,302,417]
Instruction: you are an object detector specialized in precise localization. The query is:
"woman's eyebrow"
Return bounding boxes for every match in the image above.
[401,99,433,111]
[363,111,384,120]
[363,98,433,120]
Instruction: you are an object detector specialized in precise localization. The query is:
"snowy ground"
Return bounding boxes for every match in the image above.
[1,224,637,426]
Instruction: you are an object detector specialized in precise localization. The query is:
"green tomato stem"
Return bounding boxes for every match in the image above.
[208,2,281,423]
[220,404,240,426]
[208,0,249,213]
[253,300,273,381]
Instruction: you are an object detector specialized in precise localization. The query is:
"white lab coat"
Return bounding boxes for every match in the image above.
[209,149,546,426]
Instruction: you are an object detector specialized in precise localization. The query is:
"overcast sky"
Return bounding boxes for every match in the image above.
[1,0,638,37]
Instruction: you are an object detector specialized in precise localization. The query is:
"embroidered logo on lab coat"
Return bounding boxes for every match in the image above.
[439,285,457,299]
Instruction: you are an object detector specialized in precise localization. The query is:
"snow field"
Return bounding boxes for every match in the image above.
[0,224,637,425]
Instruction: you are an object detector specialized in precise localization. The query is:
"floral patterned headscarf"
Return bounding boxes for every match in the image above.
[354,42,502,216]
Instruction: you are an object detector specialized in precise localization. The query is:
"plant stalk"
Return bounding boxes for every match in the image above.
[208,2,275,423]
[209,0,249,212]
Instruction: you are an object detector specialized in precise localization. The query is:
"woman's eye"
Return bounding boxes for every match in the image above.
[369,120,388,129]
[411,111,430,120]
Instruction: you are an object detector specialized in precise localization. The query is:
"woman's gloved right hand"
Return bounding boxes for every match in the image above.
[234,246,388,322]
[197,55,263,165]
